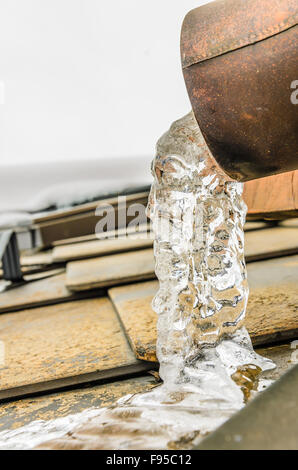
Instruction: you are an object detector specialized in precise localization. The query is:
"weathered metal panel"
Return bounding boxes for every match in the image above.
[109,255,298,362]
[52,223,150,247]
[66,227,298,292]
[35,193,149,247]
[66,248,156,291]
[0,226,297,312]
[0,273,99,314]
[21,251,53,267]
[0,298,150,400]
[52,234,153,263]
[0,376,156,432]
[109,281,158,362]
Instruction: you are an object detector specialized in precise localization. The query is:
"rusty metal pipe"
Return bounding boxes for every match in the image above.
[181,0,298,181]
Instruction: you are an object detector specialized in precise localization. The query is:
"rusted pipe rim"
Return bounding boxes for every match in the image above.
[181,0,298,68]
[180,0,298,181]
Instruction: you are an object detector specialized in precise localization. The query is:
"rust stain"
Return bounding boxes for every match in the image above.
[0,298,136,391]
[181,0,297,68]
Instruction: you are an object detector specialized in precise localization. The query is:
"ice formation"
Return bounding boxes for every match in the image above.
[0,112,275,450]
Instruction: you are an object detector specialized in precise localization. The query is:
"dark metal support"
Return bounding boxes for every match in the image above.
[0,230,23,282]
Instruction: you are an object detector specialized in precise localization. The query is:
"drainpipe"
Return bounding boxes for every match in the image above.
[181,0,298,181]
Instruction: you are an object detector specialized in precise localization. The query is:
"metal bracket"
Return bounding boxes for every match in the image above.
[0,230,23,282]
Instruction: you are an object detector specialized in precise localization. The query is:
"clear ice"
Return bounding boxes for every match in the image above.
[147,112,274,392]
[0,112,275,450]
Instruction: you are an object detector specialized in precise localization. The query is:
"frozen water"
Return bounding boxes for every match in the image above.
[0,113,275,450]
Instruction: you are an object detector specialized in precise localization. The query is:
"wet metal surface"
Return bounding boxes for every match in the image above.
[196,363,298,450]
[0,342,293,447]
[0,375,156,433]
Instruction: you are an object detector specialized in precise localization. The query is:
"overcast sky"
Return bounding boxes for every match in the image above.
[0,0,209,166]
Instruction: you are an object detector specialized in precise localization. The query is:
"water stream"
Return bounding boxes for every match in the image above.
[0,112,275,450]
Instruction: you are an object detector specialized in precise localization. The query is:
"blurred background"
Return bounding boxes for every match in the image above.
[0,0,208,211]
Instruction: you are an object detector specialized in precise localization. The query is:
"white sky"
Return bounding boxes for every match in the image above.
[0,0,209,166]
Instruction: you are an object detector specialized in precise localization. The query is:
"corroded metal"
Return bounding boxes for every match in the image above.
[181,0,298,181]
[0,376,156,432]
[0,298,154,401]
[244,171,298,220]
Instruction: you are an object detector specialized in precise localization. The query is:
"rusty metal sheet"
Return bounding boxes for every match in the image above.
[0,375,156,433]
[52,234,153,263]
[244,172,298,220]
[109,255,298,362]
[0,298,153,401]
[66,248,156,292]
